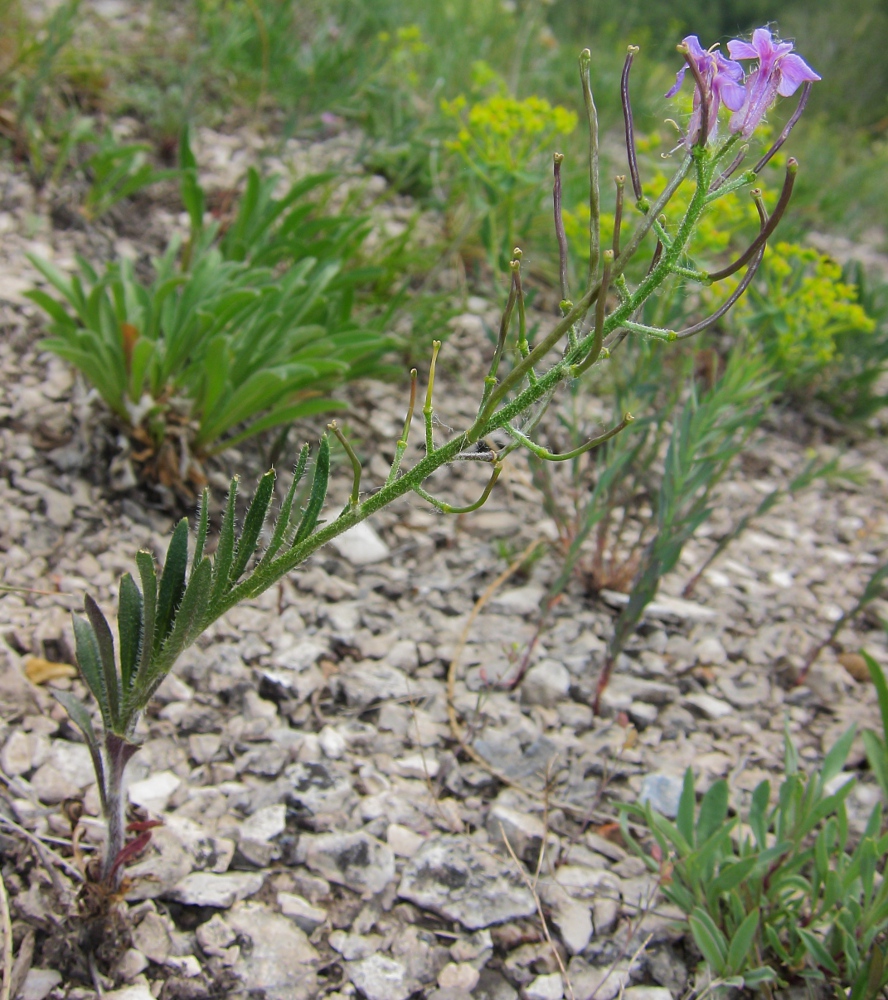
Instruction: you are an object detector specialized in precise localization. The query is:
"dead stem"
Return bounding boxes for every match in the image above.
[499,823,575,1000]
[0,870,12,1000]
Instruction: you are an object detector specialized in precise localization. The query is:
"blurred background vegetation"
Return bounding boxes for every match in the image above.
[3,0,888,475]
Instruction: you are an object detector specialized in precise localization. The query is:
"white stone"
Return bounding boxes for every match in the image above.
[694,637,727,666]
[393,752,438,779]
[329,521,390,565]
[319,725,347,759]
[387,823,425,858]
[168,871,265,908]
[438,962,481,991]
[1,730,33,775]
[684,693,734,720]
[490,584,546,617]
[128,770,181,813]
[522,659,571,708]
[104,986,155,1000]
[348,953,411,1000]
[525,973,564,1000]
[19,969,62,1000]
[240,804,287,843]
[278,891,327,932]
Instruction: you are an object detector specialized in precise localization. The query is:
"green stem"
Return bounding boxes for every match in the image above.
[328,421,362,509]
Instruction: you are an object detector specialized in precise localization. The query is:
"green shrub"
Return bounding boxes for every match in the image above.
[621,728,888,993]
[28,151,402,476]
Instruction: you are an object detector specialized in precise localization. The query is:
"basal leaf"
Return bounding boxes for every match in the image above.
[821,724,857,788]
[117,572,143,693]
[52,689,106,808]
[72,613,111,728]
[798,927,839,975]
[727,908,759,973]
[677,767,695,846]
[84,595,119,729]
[689,907,728,973]
[697,779,729,844]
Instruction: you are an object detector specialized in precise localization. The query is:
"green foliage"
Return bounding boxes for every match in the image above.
[80,133,177,221]
[621,730,888,993]
[598,351,773,691]
[442,77,577,272]
[0,0,102,184]
[732,241,875,394]
[27,139,402,466]
[819,262,888,422]
[862,653,888,807]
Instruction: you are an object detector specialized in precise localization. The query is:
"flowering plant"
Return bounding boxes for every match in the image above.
[57,29,818,897]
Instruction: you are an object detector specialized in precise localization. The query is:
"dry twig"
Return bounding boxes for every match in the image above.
[0,870,12,1000]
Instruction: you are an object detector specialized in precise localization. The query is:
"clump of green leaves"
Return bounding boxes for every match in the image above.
[79,132,176,221]
[731,241,875,395]
[27,136,402,481]
[621,729,888,994]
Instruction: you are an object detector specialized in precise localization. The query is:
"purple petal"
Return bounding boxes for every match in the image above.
[718,79,747,112]
[750,27,776,57]
[665,65,687,98]
[682,35,707,61]
[727,39,759,61]
[776,52,821,96]
[714,51,744,81]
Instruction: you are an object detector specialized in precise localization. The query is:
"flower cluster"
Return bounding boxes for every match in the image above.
[668,27,820,147]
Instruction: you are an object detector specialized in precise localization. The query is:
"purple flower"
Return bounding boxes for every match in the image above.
[727,27,820,137]
[666,35,746,147]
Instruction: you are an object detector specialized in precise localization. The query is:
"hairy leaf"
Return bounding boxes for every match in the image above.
[294,435,330,545]
[117,573,143,694]
[84,595,119,728]
[230,470,276,583]
[155,518,189,654]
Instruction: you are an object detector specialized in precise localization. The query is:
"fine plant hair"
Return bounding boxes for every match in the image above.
[55,39,814,887]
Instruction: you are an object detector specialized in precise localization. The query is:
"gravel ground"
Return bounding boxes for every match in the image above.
[1,113,887,1000]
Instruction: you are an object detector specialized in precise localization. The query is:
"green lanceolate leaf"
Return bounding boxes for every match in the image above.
[689,907,728,974]
[117,573,143,693]
[821,724,857,787]
[294,435,329,545]
[797,927,839,975]
[135,550,158,678]
[865,652,888,744]
[230,470,275,583]
[862,730,888,799]
[84,595,119,729]
[210,477,239,607]
[156,556,213,679]
[52,689,107,809]
[709,855,757,897]
[191,488,210,576]
[154,518,189,655]
[677,767,695,845]
[749,779,771,848]
[72,613,111,729]
[727,908,760,973]
[697,779,729,844]
[259,445,309,568]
